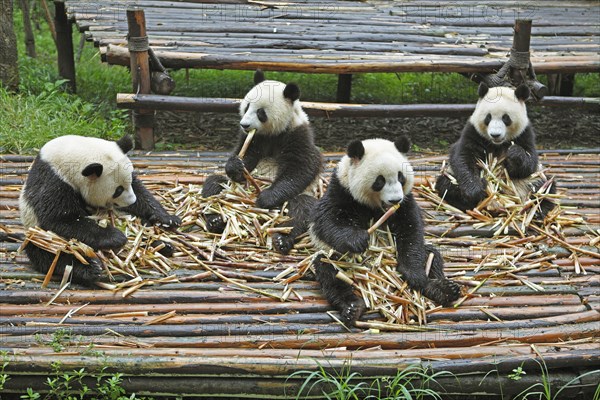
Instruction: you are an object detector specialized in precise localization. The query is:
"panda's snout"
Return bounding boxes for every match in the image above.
[240,123,251,131]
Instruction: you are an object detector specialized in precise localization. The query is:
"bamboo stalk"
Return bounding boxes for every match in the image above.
[368,204,400,234]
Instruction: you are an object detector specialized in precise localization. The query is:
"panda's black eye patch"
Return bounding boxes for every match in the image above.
[372,175,385,192]
[398,171,406,185]
[502,113,512,126]
[112,186,124,199]
[244,104,250,114]
[484,113,492,126]
[257,108,267,123]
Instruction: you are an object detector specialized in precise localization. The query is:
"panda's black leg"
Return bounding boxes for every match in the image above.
[272,194,316,255]
[24,245,104,285]
[536,179,557,220]
[201,174,229,234]
[121,176,181,229]
[50,219,127,251]
[313,254,365,326]
[435,175,476,211]
[421,245,461,307]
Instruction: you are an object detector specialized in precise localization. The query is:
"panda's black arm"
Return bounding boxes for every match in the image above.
[505,125,539,179]
[390,195,430,291]
[25,165,127,251]
[119,175,181,228]
[255,131,322,209]
[225,135,262,182]
[310,178,371,254]
[448,132,487,201]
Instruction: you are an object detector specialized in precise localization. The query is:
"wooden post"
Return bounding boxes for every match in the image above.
[336,74,352,103]
[54,1,76,93]
[127,8,155,150]
[512,19,547,98]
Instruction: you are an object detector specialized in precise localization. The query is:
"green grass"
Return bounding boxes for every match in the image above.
[2,7,599,154]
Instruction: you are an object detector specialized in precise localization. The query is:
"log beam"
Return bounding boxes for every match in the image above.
[116,93,600,118]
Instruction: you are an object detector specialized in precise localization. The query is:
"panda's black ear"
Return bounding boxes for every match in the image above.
[478,82,489,98]
[347,140,364,161]
[515,84,530,101]
[254,69,265,85]
[394,136,411,154]
[116,134,134,154]
[82,163,103,179]
[283,83,300,102]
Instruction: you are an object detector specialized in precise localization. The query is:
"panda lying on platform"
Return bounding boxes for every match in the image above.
[435,83,555,216]
[19,134,181,284]
[202,70,322,254]
[309,137,461,325]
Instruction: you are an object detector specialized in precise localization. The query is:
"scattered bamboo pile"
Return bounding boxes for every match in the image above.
[418,155,599,275]
[318,227,435,326]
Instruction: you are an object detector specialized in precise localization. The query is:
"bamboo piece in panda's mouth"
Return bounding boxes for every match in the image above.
[368,203,401,235]
[237,129,262,194]
[238,129,256,159]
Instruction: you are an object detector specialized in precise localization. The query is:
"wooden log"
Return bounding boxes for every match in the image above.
[116,93,600,118]
[54,1,76,93]
[127,8,154,150]
[104,45,600,74]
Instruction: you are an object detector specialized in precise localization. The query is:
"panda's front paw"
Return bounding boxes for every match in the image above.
[339,229,369,254]
[146,212,181,229]
[340,299,366,326]
[150,240,175,257]
[204,213,226,234]
[462,181,487,207]
[225,156,246,183]
[273,232,294,255]
[94,229,127,251]
[504,145,528,177]
[424,279,462,306]
[256,189,280,209]
[72,256,105,285]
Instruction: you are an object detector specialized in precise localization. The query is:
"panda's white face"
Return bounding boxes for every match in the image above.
[239,80,308,135]
[40,135,137,209]
[338,138,414,210]
[470,85,529,145]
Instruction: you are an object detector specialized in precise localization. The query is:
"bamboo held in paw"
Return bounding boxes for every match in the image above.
[368,203,401,235]
[237,129,261,193]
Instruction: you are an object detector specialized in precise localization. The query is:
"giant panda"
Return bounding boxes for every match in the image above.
[309,137,461,325]
[435,83,555,215]
[19,134,181,284]
[202,70,322,254]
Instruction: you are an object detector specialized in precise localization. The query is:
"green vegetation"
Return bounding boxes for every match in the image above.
[289,363,451,399]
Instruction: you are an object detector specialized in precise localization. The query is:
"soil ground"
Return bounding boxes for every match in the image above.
[155,106,600,152]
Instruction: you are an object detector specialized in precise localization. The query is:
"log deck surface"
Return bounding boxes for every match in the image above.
[1,150,599,397]
[63,0,600,74]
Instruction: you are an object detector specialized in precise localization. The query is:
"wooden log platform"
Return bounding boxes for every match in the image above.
[1,149,599,397]
[61,0,600,74]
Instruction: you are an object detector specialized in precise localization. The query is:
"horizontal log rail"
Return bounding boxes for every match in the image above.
[116,93,600,117]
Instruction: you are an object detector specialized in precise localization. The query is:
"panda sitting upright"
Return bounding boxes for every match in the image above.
[202,70,322,254]
[310,137,461,325]
[19,134,181,284]
[435,83,555,215]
